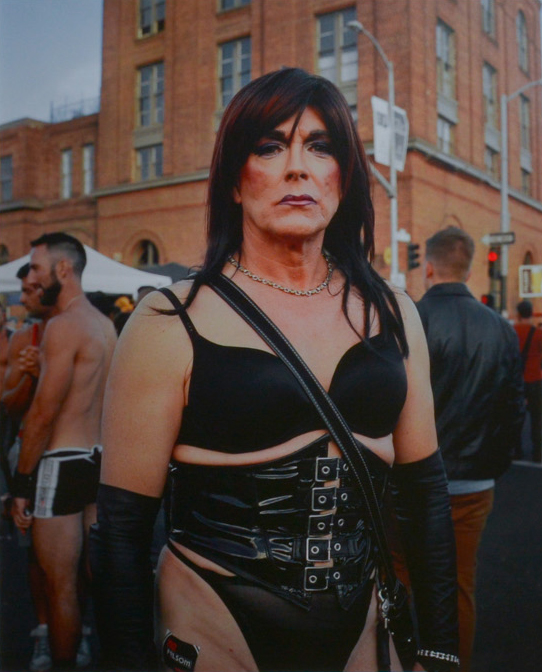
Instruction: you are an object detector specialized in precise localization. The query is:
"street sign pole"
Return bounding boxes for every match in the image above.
[499,77,542,315]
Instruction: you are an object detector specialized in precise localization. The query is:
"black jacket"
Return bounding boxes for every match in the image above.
[417,283,525,480]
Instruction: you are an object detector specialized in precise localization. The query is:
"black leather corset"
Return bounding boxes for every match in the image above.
[168,434,390,609]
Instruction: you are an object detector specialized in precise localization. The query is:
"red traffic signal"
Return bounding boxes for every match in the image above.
[481,293,495,308]
[488,246,500,279]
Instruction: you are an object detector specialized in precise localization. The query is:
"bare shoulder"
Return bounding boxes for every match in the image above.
[114,279,196,363]
[384,285,426,353]
[136,279,195,315]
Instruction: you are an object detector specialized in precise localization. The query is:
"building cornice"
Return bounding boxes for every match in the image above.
[93,169,210,197]
[362,137,542,214]
[0,198,44,213]
[92,141,542,215]
[406,137,542,213]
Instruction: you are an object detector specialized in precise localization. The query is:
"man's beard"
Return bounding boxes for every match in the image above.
[39,269,62,307]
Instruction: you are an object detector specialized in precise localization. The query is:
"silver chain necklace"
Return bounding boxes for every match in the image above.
[227,253,334,297]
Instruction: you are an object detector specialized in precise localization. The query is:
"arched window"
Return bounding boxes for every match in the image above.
[517,11,528,72]
[0,244,9,265]
[523,251,533,265]
[133,239,159,268]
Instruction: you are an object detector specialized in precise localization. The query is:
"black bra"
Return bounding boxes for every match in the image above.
[161,285,407,453]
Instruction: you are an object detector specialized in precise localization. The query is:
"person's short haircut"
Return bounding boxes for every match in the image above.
[517,300,533,318]
[16,262,30,280]
[425,226,475,281]
[30,232,87,277]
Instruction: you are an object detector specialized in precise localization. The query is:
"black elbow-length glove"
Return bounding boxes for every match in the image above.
[89,483,162,671]
[391,450,459,672]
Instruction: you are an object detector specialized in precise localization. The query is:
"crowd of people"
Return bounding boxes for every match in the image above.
[0,68,537,672]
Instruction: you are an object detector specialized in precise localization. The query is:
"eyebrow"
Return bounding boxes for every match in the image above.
[260,129,331,143]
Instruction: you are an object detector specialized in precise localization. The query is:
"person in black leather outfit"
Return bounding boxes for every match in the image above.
[417,226,525,672]
[90,68,459,672]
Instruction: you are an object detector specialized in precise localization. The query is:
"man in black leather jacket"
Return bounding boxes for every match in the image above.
[417,226,525,672]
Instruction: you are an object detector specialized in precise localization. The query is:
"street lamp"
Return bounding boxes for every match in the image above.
[347,20,401,287]
[500,77,542,315]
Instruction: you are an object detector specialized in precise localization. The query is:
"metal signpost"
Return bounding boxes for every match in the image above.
[348,20,409,289]
[500,77,542,314]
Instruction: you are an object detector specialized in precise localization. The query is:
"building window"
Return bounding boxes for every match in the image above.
[437,116,454,154]
[484,146,499,180]
[139,0,165,37]
[136,144,163,181]
[517,11,528,72]
[317,7,358,90]
[219,37,251,109]
[219,0,250,10]
[138,62,164,127]
[520,95,530,151]
[61,149,72,198]
[0,155,13,203]
[482,62,498,129]
[133,239,159,267]
[82,144,95,195]
[436,20,456,100]
[521,169,531,196]
[481,0,495,37]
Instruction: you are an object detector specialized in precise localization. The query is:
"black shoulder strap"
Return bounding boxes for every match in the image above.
[158,287,198,340]
[521,326,536,372]
[208,273,399,591]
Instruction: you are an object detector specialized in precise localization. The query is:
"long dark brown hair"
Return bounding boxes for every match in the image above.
[189,67,408,355]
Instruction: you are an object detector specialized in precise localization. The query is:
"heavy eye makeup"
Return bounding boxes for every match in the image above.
[252,131,335,159]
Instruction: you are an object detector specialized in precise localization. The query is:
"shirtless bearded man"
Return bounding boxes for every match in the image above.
[11,233,117,670]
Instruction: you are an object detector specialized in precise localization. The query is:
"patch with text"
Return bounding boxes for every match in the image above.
[162,631,200,672]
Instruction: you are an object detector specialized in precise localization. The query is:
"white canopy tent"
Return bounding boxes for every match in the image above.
[0,245,172,297]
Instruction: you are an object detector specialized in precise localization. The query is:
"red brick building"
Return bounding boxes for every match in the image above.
[1,0,541,310]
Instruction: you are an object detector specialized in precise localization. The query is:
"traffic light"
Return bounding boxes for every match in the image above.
[488,246,500,279]
[407,243,420,270]
[481,293,495,309]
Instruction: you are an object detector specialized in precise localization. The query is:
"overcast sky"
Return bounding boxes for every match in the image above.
[0,0,103,125]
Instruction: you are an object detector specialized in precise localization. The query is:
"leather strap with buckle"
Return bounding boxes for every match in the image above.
[311,486,361,511]
[303,565,360,591]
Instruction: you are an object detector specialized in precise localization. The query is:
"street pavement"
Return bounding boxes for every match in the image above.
[1,461,541,671]
[470,461,542,672]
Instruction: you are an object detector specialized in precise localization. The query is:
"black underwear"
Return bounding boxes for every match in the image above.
[168,435,389,609]
[166,541,375,672]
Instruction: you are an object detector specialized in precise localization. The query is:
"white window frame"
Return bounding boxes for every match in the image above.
[521,168,531,196]
[517,11,529,72]
[437,116,454,154]
[61,148,72,199]
[520,95,530,151]
[484,145,499,179]
[138,0,165,37]
[136,144,163,181]
[436,20,456,100]
[317,7,358,90]
[219,37,251,109]
[481,0,495,37]
[138,62,164,127]
[82,144,95,195]
[483,62,498,129]
[219,0,250,10]
[0,155,13,203]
